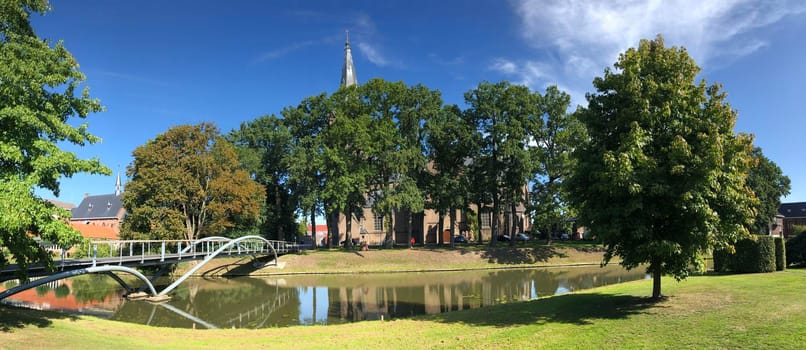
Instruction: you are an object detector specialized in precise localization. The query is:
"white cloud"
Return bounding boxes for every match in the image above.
[255,40,319,62]
[489,58,586,107]
[357,41,389,66]
[92,69,173,87]
[495,0,806,105]
[490,58,518,74]
[430,53,465,66]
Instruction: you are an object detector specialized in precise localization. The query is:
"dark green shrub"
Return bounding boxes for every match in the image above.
[72,240,114,259]
[717,236,776,273]
[786,231,806,266]
[732,238,757,273]
[713,248,731,272]
[755,236,776,272]
[774,237,786,271]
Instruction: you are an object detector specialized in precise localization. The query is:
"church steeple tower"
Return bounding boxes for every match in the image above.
[340,29,358,87]
[115,171,122,196]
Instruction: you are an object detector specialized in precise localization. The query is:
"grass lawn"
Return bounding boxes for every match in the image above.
[2,269,803,349]
[174,242,612,277]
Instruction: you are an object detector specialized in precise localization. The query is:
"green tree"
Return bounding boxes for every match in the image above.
[0,0,109,280]
[361,79,411,245]
[229,115,298,240]
[464,82,539,246]
[284,94,330,246]
[425,104,478,247]
[745,147,790,235]
[361,79,440,247]
[568,36,756,299]
[531,86,584,244]
[122,123,264,241]
[320,86,373,249]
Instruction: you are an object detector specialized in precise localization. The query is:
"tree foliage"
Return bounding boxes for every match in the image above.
[425,104,479,245]
[530,86,584,242]
[228,115,298,240]
[361,79,440,247]
[0,0,109,280]
[319,85,374,248]
[464,81,540,245]
[745,147,790,234]
[122,123,263,241]
[568,36,756,298]
[284,94,330,245]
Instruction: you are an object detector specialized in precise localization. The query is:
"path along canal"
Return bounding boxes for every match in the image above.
[1,265,648,329]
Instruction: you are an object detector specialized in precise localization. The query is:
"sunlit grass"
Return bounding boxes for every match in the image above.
[2,269,803,349]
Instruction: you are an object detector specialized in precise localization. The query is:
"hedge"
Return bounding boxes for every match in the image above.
[774,237,786,271]
[713,248,731,273]
[712,235,776,273]
[786,231,806,266]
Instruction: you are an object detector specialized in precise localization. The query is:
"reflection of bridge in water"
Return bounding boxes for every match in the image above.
[136,284,297,329]
[0,236,301,302]
[222,287,296,329]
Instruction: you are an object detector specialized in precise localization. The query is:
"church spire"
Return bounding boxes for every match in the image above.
[115,171,122,196]
[340,29,358,87]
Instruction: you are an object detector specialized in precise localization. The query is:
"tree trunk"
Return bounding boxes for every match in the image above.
[345,208,352,250]
[491,194,499,247]
[449,206,456,248]
[476,202,484,245]
[652,256,662,299]
[437,212,444,245]
[275,183,283,240]
[327,209,339,249]
[325,209,331,249]
[407,212,413,248]
[311,207,317,248]
[386,209,395,248]
[546,222,553,246]
[510,201,516,247]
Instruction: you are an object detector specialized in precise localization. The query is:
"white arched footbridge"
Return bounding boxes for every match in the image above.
[0,236,301,301]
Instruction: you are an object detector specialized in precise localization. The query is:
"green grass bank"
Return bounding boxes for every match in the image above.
[2,267,803,349]
[173,242,611,277]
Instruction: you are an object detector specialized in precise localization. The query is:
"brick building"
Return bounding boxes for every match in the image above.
[69,174,126,239]
[778,202,806,238]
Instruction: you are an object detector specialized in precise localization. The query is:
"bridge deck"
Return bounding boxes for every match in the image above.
[0,237,301,283]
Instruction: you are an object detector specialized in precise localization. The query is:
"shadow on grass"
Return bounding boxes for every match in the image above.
[0,305,77,332]
[432,292,663,327]
[476,246,567,264]
[201,248,310,277]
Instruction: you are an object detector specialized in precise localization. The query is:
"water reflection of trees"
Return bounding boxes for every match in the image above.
[316,266,647,324]
[70,274,121,303]
[102,266,647,329]
[111,277,301,329]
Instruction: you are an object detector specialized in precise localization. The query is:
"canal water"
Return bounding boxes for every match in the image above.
[2,265,648,329]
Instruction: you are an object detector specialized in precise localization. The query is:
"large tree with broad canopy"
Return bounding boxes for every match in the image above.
[0,0,109,281]
[568,36,757,299]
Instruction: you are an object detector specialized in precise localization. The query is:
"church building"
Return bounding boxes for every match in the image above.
[331,32,530,246]
[69,173,126,240]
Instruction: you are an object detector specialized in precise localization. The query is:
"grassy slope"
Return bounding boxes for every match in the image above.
[175,243,611,277]
[2,269,804,349]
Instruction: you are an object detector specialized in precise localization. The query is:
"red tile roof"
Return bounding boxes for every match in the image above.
[70,223,119,240]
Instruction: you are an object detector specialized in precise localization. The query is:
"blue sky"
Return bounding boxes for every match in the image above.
[30,0,806,206]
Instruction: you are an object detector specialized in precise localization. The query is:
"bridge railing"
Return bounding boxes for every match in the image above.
[66,237,300,266]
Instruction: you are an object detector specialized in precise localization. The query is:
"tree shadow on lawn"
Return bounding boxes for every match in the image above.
[474,246,567,264]
[0,305,77,332]
[432,292,665,327]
